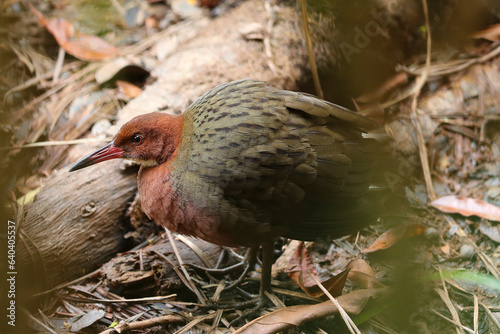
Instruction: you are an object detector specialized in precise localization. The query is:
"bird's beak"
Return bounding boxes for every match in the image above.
[69,142,125,172]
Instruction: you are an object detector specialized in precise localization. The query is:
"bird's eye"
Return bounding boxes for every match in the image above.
[131,134,144,145]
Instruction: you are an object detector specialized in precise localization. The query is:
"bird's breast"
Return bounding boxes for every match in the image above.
[138,163,262,247]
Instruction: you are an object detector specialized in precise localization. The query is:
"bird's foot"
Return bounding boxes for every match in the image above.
[187,246,258,290]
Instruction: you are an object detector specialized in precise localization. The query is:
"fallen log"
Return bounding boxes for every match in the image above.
[17,162,137,300]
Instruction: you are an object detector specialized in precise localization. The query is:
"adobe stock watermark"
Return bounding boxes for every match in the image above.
[6,220,17,327]
[384,151,422,193]
[339,3,404,63]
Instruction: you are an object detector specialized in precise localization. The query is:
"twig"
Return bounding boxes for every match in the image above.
[399,43,500,78]
[299,0,323,99]
[410,0,436,201]
[99,314,185,334]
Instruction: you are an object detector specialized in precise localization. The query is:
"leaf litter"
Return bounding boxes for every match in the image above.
[3,0,500,333]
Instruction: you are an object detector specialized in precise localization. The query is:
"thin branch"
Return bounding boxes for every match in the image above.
[299,0,323,99]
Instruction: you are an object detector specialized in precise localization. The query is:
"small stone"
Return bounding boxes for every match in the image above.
[425,227,438,238]
[460,244,475,259]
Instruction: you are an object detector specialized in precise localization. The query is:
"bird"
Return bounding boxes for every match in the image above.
[69,79,379,302]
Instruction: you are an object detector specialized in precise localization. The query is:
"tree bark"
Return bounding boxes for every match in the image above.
[17,162,137,299]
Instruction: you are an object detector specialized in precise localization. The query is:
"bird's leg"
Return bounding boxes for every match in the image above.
[259,240,274,298]
[222,241,276,326]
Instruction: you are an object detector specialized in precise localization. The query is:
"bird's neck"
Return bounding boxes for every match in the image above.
[156,114,184,166]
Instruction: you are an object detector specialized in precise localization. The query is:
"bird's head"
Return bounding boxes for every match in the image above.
[69,112,183,172]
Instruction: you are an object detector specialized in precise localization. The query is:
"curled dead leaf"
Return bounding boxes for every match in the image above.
[30,4,118,61]
[363,223,426,253]
[430,195,500,222]
[234,287,389,334]
[347,259,385,289]
[472,23,500,42]
[285,241,349,297]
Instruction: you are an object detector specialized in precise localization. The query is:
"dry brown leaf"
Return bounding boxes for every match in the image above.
[430,195,500,222]
[356,72,409,104]
[479,221,500,243]
[234,287,389,334]
[440,244,451,255]
[30,4,118,61]
[117,80,143,98]
[362,223,426,253]
[472,23,500,42]
[285,241,349,297]
[347,259,385,289]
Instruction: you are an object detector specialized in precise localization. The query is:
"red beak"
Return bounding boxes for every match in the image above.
[69,142,125,172]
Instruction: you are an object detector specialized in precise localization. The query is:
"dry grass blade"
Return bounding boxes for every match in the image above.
[263,0,277,76]
[307,271,361,334]
[264,290,286,308]
[173,313,216,334]
[165,228,207,305]
[60,294,176,304]
[209,281,226,330]
[479,301,500,329]
[272,287,321,302]
[4,60,83,100]
[175,234,214,268]
[0,138,112,151]
[152,249,201,299]
[33,269,101,297]
[368,319,399,334]
[21,308,58,334]
[431,310,474,334]
[99,314,185,334]
[53,47,65,82]
[437,267,466,334]
[473,295,479,334]
[475,249,500,280]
